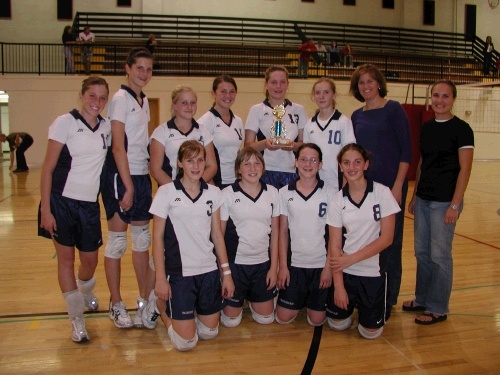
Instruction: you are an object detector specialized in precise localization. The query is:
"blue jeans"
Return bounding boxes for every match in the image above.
[413,196,460,315]
[298,59,308,78]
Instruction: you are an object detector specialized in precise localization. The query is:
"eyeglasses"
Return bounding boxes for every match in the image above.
[298,157,319,164]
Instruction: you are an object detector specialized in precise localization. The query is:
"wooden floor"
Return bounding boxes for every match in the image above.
[0,160,499,375]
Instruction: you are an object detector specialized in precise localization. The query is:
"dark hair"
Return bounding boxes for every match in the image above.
[297,143,323,162]
[234,147,265,179]
[349,64,388,102]
[126,47,153,67]
[81,76,109,95]
[430,79,457,99]
[337,143,371,164]
[212,75,237,93]
[177,140,206,179]
[64,25,72,34]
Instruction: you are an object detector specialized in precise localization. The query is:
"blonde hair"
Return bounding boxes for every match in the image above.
[264,65,289,100]
[311,77,337,110]
[171,85,197,117]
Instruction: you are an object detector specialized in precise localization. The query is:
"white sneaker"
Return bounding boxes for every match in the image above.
[83,292,99,311]
[133,296,147,328]
[71,316,89,343]
[141,291,159,329]
[109,301,133,328]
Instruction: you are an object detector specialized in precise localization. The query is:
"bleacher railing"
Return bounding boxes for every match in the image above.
[1,42,496,85]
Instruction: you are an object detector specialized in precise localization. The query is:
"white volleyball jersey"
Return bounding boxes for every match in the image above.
[197,108,244,185]
[48,109,111,202]
[303,110,356,191]
[245,99,307,173]
[326,180,400,277]
[149,179,222,277]
[107,85,150,175]
[279,179,335,268]
[220,182,279,265]
[150,119,213,180]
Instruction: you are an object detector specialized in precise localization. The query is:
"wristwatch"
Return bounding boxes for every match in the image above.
[451,204,458,210]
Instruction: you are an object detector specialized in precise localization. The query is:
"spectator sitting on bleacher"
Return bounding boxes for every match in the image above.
[341,42,353,68]
[315,40,328,66]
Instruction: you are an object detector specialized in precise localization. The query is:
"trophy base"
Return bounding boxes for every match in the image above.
[272,139,293,148]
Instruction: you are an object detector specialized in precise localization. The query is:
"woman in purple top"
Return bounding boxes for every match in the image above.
[349,64,411,319]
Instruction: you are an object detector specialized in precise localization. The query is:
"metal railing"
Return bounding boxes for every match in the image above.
[0,42,495,85]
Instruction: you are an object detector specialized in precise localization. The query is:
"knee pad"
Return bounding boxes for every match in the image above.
[131,224,151,252]
[220,310,242,328]
[76,276,96,295]
[167,325,198,351]
[327,315,352,331]
[358,324,383,340]
[307,315,326,327]
[149,255,155,271]
[249,303,274,325]
[63,289,85,318]
[275,311,296,325]
[104,231,128,259]
[196,317,219,340]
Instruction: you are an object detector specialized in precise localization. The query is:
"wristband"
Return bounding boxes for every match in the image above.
[220,263,229,268]
[223,270,232,275]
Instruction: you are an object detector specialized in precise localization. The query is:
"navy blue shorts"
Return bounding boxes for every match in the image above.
[165,269,223,320]
[101,172,152,223]
[262,170,298,190]
[277,266,329,312]
[326,272,386,329]
[225,261,277,307]
[37,194,103,252]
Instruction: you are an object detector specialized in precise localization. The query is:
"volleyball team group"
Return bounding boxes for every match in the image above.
[38,47,474,350]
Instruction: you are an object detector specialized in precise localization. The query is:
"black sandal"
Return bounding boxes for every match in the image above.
[415,312,447,325]
[402,300,426,312]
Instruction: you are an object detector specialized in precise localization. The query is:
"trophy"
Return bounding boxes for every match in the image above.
[270,104,292,147]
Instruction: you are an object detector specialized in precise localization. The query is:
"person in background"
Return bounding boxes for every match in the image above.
[298,39,317,79]
[327,143,400,339]
[78,26,95,75]
[147,140,235,351]
[197,75,244,189]
[483,36,494,75]
[146,34,157,55]
[303,77,356,192]
[0,132,34,172]
[315,40,328,66]
[100,48,155,330]
[245,65,307,189]
[38,76,110,343]
[341,42,354,68]
[349,64,411,320]
[327,40,341,66]
[62,25,76,74]
[403,80,474,325]
[276,143,333,327]
[219,147,279,328]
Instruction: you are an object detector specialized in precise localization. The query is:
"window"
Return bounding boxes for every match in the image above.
[382,0,394,9]
[57,0,72,20]
[423,0,435,26]
[344,0,356,5]
[0,0,12,18]
[117,0,132,6]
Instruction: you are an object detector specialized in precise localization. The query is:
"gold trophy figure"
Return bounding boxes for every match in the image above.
[270,104,292,147]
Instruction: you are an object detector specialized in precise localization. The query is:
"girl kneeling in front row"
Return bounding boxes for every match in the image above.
[326,143,400,339]
[148,140,234,351]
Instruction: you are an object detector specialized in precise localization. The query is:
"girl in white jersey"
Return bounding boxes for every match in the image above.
[38,77,110,343]
[101,48,155,329]
[326,143,400,339]
[303,77,356,191]
[245,65,307,189]
[197,75,244,189]
[220,147,279,327]
[150,85,217,185]
[148,140,235,351]
[276,143,334,326]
